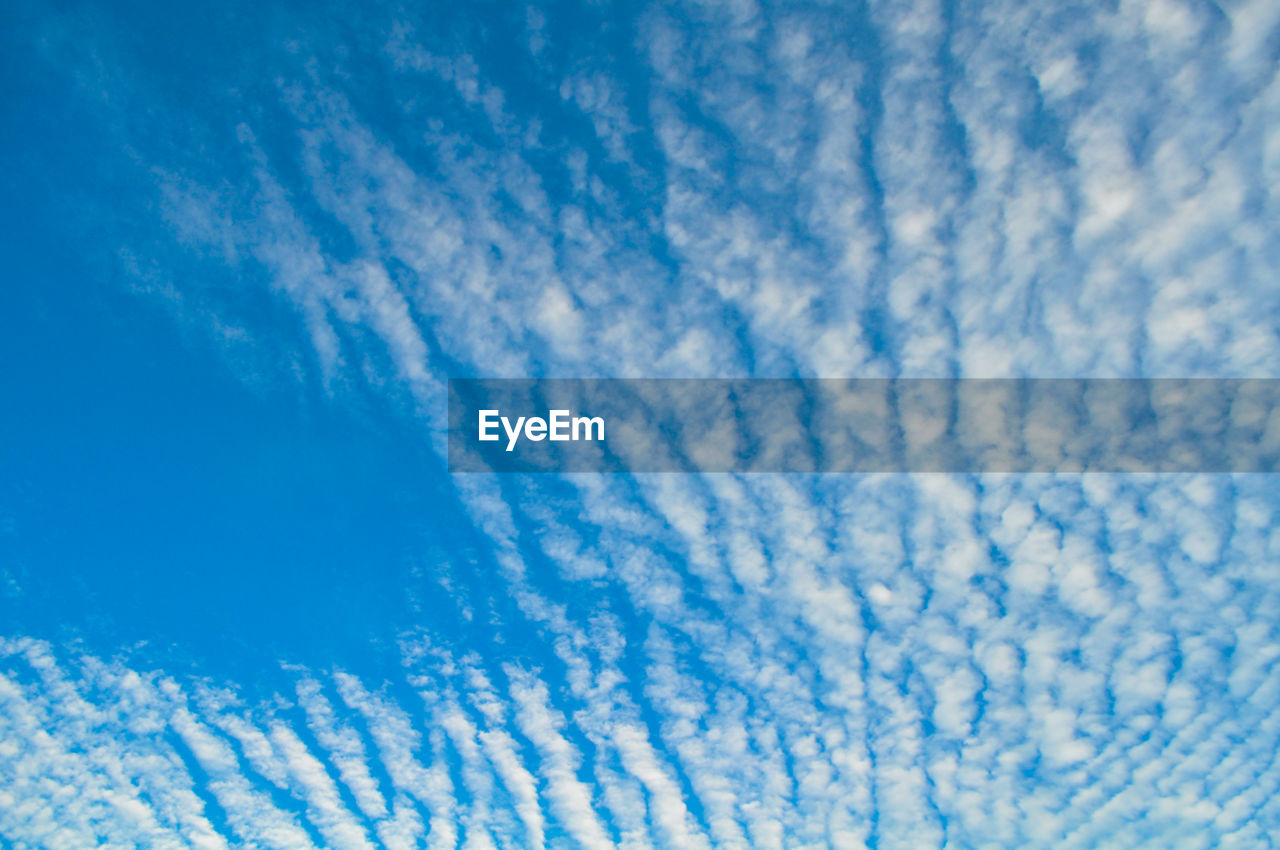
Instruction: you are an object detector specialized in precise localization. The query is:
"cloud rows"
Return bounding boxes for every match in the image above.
[7,0,1280,846]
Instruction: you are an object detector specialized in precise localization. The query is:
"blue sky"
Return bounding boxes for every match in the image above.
[3,0,1280,847]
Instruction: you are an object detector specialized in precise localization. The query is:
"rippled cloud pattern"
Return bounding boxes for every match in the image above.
[3,0,1280,847]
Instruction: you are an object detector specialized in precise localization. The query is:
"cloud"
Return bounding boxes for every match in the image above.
[6,0,1280,847]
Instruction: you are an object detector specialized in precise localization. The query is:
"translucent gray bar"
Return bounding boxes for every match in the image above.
[447,379,1280,473]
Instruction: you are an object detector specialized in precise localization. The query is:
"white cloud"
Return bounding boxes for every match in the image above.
[8,0,1280,846]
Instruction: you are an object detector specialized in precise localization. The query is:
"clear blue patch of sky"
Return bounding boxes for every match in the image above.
[0,1,579,694]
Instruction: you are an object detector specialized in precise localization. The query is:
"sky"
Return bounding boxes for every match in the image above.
[2,0,1280,847]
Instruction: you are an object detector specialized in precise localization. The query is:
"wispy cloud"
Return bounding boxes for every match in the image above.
[5,0,1280,847]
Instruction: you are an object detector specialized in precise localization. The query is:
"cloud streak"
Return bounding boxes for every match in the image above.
[5,0,1280,847]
